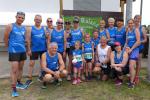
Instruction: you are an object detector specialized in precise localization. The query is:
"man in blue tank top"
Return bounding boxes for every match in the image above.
[41,42,67,88]
[134,15,147,84]
[4,11,27,97]
[115,19,126,47]
[25,15,47,87]
[47,18,66,61]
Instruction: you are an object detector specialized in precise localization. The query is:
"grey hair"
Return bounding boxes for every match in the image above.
[34,14,42,18]
[49,42,58,48]
[108,17,115,22]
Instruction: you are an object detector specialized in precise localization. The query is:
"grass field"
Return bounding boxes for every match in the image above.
[0,68,150,100]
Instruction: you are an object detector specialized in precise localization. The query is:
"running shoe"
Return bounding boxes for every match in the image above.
[16,82,26,89]
[11,89,19,97]
[128,82,135,89]
[72,79,78,85]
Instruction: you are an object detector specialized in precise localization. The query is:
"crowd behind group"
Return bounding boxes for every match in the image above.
[3,11,147,97]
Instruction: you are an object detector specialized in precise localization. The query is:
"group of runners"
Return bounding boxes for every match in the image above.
[3,11,147,97]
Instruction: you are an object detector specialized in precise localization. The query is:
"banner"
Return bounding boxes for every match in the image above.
[63,16,102,35]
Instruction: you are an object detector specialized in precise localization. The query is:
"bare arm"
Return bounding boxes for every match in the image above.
[3,24,12,47]
[110,51,115,67]
[58,53,65,71]
[41,53,55,75]
[95,45,99,62]
[26,27,31,52]
[64,31,67,52]
[141,27,147,44]
[106,29,110,41]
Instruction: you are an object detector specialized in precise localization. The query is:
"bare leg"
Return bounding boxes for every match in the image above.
[28,60,35,80]
[135,53,142,84]
[129,60,136,83]
[10,61,19,89]
[17,61,25,82]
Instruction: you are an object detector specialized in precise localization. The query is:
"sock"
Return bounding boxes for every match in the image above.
[12,84,16,91]
[17,80,21,84]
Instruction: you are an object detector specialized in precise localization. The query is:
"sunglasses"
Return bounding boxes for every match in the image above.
[47,20,53,23]
[57,22,63,25]
[65,22,71,25]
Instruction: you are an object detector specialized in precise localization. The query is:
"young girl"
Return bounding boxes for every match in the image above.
[72,41,83,85]
[82,34,94,80]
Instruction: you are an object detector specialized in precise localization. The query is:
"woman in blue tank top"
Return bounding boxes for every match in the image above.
[48,18,66,59]
[110,42,128,86]
[134,15,147,85]
[116,19,126,47]
[82,34,94,80]
[98,20,110,41]
[125,19,141,88]
[70,17,84,55]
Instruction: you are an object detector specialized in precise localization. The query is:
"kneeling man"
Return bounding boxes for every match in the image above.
[41,42,67,88]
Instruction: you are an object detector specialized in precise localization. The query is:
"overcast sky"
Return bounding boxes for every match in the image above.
[132,0,150,25]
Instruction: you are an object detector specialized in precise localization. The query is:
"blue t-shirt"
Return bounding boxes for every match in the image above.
[8,23,26,53]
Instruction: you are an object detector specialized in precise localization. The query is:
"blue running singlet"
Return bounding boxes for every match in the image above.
[107,27,117,46]
[31,26,47,52]
[8,23,26,53]
[46,52,59,71]
[72,49,82,68]
[70,29,83,46]
[115,27,126,46]
[83,42,93,60]
[51,28,64,53]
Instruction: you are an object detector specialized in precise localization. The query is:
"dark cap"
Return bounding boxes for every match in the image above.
[73,16,80,23]
[114,42,121,47]
[117,18,124,22]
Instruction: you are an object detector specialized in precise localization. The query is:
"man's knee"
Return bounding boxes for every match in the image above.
[43,74,53,82]
[93,66,101,73]
[60,70,67,78]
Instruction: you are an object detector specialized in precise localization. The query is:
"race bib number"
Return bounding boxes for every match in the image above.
[74,55,82,62]
[84,53,92,59]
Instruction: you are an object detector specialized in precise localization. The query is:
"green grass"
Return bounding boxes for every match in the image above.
[0,68,150,100]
